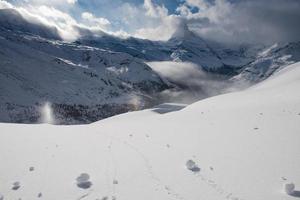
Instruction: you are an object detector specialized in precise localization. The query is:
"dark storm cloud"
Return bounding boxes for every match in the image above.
[182,0,300,44]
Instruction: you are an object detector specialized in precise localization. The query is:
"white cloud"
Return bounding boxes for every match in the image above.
[1,0,299,44]
[147,61,231,103]
[23,0,77,6]
[17,5,80,41]
[0,0,13,9]
[81,12,110,29]
[134,15,183,41]
[143,0,168,18]
[67,0,77,4]
[127,0,183,41]
[0,1,110,41]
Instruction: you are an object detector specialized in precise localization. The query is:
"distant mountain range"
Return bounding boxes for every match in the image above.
[1,8,299,124]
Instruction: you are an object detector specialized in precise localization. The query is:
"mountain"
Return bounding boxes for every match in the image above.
[78,23,259,75]
[79,24,300,80]
[0,9,170,124]
[167,24,225,71]
[0,61,299,200]
[0,9,60,40]
[232,42,300,83]
[1,8,300,124]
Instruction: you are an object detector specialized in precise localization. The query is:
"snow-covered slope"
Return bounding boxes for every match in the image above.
[232,42,300,83]
[0,62,299,200]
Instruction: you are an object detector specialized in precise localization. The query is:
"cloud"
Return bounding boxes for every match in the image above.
[183,0,210,10]
[19,5,80,41]
[1,0,299,44]
[23,0,77,6]
[144,0,168,18]
[0,0,113,41]
[81,12,110,29]
[67,0,77,4]
[124,0,183,41]
[147,61,231,103]
[118,0,300,43]
[147,61,216,87]
[134,15,183,41]
[0,0,13,8]
[178,0,300,44]
[98,0,300,43]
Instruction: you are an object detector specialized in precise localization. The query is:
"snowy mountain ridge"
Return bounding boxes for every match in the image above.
[1,8,300,124]
[0,9,170,124]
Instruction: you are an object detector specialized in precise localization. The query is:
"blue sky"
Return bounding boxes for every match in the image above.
[77,0,183,14]
[71,0,186,33]
[7,0,186,34]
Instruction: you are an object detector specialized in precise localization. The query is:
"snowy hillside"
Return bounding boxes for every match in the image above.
[0,9,169,124]
[232,42,300,83]
[0,62,299,200]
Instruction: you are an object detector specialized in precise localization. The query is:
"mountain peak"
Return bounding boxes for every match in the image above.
[170,22,197,41]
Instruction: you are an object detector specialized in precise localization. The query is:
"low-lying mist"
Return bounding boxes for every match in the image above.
[147,61,241,104]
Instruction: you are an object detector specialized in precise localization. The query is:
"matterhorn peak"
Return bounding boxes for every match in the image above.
[170,21,196,41]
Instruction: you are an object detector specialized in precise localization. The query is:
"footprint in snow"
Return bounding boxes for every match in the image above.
[38,192,42,198]
[284,183,295,195]
[186,160,200,172]
[76,173,92,189]
[281,177,287,181]
[12,182,21,190]
[29,166,34,171]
